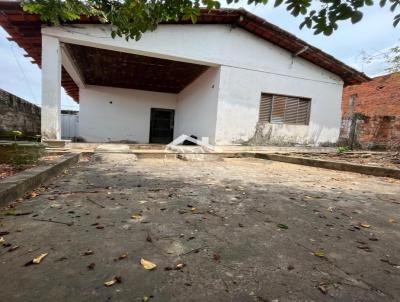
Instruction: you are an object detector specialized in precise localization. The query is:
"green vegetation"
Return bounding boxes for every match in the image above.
[337,146,351,153]
[21,0,400,40]
[0,143,45,165]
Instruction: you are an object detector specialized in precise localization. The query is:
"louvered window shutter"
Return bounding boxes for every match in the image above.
[258,93,311,125]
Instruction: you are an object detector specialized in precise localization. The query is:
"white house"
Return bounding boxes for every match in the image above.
[0,3,369,145]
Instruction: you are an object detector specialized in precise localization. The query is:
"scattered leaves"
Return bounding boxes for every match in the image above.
[87,262,95,270]
[104,275,122,287]
[140,258,157,270]
[0,237,4,243]
[389,218,397,224]
[83,250,94,256]
[131,213,142,220]
[359,223,371,228]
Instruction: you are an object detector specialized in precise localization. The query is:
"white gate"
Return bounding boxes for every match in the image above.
[61,113,79,140]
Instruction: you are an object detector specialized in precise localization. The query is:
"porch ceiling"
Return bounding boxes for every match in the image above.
[66,44,209,94]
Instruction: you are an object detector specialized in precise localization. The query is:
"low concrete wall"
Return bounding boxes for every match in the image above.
[0,89,41,137]
[0,153,80,207]
[254,153,400,179]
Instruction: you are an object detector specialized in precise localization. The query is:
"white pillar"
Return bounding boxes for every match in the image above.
[41,35,61,141]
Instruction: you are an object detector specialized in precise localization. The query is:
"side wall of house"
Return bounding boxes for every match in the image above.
[174,67,220,144]
[215,68,343,146]
[79,86,177,143]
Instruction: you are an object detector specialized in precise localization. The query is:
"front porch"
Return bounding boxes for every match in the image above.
[41,32,220,144]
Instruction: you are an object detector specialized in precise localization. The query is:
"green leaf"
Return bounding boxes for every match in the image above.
[274,0,284,7]
[277,223,289,229]
[351,11,363,23]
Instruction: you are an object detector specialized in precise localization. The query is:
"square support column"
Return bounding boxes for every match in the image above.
[41,35,61,141]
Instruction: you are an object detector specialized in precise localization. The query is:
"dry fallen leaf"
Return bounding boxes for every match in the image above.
[25,253,49,266]
[360,223,371,228]
[118,253,128,260]
[389,219,396,224]
[33,253,48,264]
[131,214,142,220]
[318,283,328,294]
[313,251,325,258]
[0,237,5,243]
[190,207,197,212]
[104,276,122,287]
[29,192,38,199]
[140,258,157,270]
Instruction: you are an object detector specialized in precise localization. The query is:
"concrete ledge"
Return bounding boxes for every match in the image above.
[0,153,80,207]
[254,153,400,179]
[42,140,71,148]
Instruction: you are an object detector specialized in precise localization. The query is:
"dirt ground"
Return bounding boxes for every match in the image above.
[0,154,400,302]
[289,152,400,170]
[0,155,61,180]
[0,164,32,180]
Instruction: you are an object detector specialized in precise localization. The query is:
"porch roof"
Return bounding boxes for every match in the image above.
[0,2,370,103]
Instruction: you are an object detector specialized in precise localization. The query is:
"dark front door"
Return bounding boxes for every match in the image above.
[149,108,175,144]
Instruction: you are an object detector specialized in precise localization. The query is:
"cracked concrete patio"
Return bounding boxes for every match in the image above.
[0,154,399,302]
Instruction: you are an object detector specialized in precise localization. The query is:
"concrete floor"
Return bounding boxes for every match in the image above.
[1,154,400,302]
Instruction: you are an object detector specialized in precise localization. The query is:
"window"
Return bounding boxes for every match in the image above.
[258,93,311,125]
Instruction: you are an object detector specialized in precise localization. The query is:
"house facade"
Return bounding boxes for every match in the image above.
[340,73,400,149]
[0,3,369,145]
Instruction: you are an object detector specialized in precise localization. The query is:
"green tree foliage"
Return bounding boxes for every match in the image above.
[21,0,400,40]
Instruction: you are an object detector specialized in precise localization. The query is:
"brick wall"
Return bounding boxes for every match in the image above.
[340,73,400,150]
[0,89,41,138]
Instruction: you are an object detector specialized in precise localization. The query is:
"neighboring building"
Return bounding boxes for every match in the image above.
[0,88,40,139]
[0,3,369,145]
[61,110,79,140]
[340,73,400,150]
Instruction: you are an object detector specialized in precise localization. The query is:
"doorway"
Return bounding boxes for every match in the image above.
[149,108,175,144]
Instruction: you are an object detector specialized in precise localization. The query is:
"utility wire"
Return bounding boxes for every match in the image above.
[8,41,39,106]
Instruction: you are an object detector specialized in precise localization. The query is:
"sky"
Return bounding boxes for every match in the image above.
[0,2,398,110]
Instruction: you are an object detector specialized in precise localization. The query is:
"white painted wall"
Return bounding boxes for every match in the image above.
[174,67,220,144]
[43,25,343,86]
[215,66,343,145]
[79,86,176,143]
[45,23,346,145]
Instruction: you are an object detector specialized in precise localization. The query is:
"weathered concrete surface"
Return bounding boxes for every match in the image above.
[0,157,399,302]
[0,89,41,137]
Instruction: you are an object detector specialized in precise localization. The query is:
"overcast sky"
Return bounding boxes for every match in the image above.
[0,2,398,110]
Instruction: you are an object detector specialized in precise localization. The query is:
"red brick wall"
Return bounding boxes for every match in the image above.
[340,73,400,150]
[342,73,400,117]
